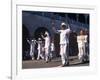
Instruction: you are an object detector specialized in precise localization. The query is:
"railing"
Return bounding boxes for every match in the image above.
[23,12,89,34]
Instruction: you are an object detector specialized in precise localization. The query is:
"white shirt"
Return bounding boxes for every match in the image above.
[57,29,70,44]
[44,36,50,48]
[84,35,88,43]
[37,41,42,50]
[77,35,86,47]
[51,43,55,51]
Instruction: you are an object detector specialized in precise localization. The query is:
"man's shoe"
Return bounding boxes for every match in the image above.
[46,61,48,63]
[61,62,69,67]
[49,58,52,62]
[60,64,65,67]
[66,62,69,66]
[61,64,67,67]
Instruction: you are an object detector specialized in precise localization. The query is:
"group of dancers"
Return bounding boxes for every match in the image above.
[27,31,54,63]
[27,22,89,67]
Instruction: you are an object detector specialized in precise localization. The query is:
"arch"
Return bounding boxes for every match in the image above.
[34,27,51,40]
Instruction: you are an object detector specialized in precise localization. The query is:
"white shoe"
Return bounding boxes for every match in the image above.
[32,57,34,60]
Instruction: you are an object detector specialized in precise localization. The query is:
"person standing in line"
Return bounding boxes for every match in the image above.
[27,38,36,60]
[50,38,55,59]
[41,31,51,63]
[77,30,86,63]
[84,30,89,62]
[52,22,71,67]
[37,38,44,60]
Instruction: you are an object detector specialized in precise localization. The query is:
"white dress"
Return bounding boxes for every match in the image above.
[77,35,86,60]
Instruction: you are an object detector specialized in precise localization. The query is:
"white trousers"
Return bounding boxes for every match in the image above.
[37,49,44,60]
[30,45,34,58]
[45,47,50,61]
[78,45,85,61]
[60,44,68,65]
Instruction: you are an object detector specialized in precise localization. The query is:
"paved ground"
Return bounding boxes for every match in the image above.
[22,56,89,69]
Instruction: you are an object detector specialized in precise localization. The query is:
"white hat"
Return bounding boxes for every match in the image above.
[61,22,66,26]
[38,38,41,40]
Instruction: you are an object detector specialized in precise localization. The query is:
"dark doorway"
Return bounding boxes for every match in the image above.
[22,24,31,60]
[54,33,60,57]
[34,27,50,40]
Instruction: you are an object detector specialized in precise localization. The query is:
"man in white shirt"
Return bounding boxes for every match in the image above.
[53,22,71,67]
[41,31,51,63]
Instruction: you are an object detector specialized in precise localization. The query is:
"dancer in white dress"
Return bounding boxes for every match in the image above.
[77,30,87,62]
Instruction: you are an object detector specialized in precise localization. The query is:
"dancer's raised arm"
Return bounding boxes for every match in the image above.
[26,38,30,44]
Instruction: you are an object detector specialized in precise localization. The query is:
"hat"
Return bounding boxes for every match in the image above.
[61,22,66,26]
[38,38,41,40]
